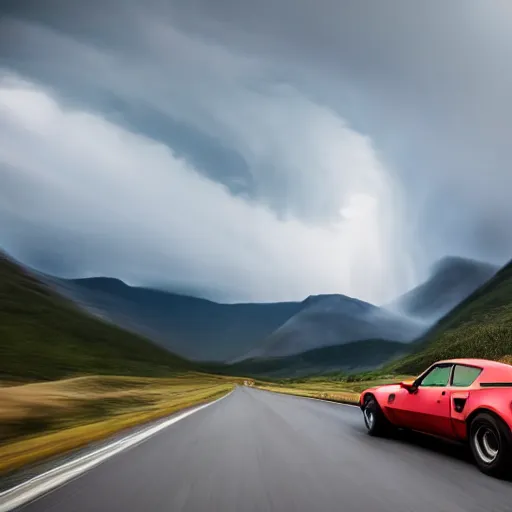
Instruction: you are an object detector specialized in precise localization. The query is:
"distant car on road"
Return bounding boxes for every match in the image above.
[360,358,512,477]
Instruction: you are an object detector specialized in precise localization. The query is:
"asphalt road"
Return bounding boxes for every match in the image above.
[14,387,512,512]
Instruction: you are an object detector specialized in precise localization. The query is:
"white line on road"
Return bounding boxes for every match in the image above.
[0,389,234,512]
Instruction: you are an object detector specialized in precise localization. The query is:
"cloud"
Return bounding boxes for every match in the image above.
[0,14,395,223]
[0,75,414,303]
[1,0,511,304]
[162,0,512,266]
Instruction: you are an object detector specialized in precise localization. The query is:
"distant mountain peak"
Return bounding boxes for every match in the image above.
[72,276,130,289]
[240,292,423,360]
[302,293,371,307]
[430,255,497,276]
[304,293,350,303]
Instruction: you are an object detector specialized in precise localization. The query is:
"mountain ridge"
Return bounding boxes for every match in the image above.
[0,253,193,382]
[33,254,502,373]
[45,275,303,362]
[389,258,512,374]
[239,293,425,360]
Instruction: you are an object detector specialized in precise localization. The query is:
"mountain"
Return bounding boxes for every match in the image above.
[391,258,512,375]
[0,254,193,382]
[221,339,409,378]
[240,294,425,360]
[46,276,302,362]
[387,256,498,323]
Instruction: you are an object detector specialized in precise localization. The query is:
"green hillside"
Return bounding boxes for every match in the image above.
[52,276,302,362]
[0,254,193,382]
[213,339,408,378]
[391,259,512,374]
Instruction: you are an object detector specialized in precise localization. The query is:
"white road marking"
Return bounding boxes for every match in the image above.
[0,390,233,512]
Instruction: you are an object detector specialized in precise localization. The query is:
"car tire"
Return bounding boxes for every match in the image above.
[469,412,512,478]
[363,397,393,437]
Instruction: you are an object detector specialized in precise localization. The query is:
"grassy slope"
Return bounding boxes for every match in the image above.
[0,254,241,474]
[390,259,512,374]
[0,254,193,382]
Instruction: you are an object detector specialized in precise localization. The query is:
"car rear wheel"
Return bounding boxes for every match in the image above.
[363,397,393,437]
[469,412,512,477]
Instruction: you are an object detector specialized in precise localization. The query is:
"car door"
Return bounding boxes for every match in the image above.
[391,364,456,438]
[449,363,482,420]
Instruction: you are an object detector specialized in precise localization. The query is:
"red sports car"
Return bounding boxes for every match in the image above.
[360,358,512,477]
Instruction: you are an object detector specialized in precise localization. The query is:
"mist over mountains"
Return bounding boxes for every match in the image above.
[238,294,423,360]
[387,256,498,323]
[38,255,498,372]
[2,246,508,383]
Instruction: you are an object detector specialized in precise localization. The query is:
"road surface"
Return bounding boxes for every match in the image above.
[10,387,512,511]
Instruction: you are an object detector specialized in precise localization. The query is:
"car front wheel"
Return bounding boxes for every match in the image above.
[363,397,393,437]
[469,412,512,477]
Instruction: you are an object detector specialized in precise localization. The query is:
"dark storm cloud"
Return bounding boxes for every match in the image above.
[0,0,510,302]
[165,0,512,265]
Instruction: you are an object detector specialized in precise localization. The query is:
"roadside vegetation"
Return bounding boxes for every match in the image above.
[0,254,238,475]
[0,374,238,474]
[254,372,414,405]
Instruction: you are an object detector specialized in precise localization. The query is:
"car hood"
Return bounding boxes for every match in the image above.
[375,383,402,393]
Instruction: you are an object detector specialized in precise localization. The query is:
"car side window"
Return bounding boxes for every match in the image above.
[452,365,482,387]
[418,365,452,387]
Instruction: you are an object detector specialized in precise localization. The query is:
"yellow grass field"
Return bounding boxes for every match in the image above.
[0,373,240,474]
[255,374,415,405]
[257,384,360,404]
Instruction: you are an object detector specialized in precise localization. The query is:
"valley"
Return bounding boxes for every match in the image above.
[1,249,511,478]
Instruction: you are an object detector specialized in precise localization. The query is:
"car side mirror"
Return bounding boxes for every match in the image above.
[400,381,418,394]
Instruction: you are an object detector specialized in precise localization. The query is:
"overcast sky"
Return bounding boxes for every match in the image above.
[0,1,511,303]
